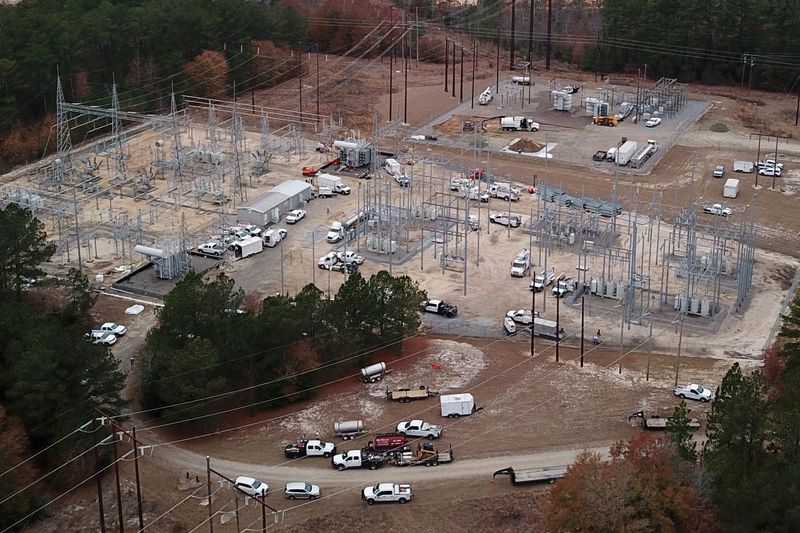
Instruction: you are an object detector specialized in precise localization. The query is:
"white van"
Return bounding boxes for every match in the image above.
[384,158,402,176]
[262,228,283,248]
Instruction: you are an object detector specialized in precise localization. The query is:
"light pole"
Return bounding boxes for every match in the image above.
[280,237,285,295]
[530,284,536,356]
[555,290,560,362]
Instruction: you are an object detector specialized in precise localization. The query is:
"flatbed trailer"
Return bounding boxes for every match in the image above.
[629,410,701,430]
[493,465,568,484]
[386,385,439,403]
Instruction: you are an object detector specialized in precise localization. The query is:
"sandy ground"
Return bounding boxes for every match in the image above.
[13,53,800,531]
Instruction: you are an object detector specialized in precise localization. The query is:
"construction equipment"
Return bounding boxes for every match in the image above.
[593,115,618,127]
[390,442,454,467]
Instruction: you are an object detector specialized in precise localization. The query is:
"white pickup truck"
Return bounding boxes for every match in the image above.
[506,309,537,325]
[331,449,385,470]
[396,420,443,439]
[674,384,713,402]
[362,483,413,505]
[703,203,732,217]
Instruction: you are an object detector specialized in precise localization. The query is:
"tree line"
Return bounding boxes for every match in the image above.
[0,205,126,530]
[544,295,800,532]
[141,269,426,424]
[0,0,307,168]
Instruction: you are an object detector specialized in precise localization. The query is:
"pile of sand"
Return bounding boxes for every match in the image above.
[509,138,544,152]
[434,116,480,134]
[709,122,730,132]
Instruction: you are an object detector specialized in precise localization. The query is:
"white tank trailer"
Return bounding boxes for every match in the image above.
[360,362,387,383]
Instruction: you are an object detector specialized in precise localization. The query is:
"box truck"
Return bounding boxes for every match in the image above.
[723,178,740,199]
[317,173,351,195]
[440,393,477,418]
[615,141,638,165]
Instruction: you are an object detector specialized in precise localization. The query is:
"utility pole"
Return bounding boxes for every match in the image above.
[580,293,585,367]
[112,435,124,533]
[444,38,449,93]
[527,0,534,67]
[510,0,516,70]
[452,43,456,98]
[298,53,303,123]
[546,0,552,70]
[404,15,409,123]
[741,54,747,88]
[92,414,107,533]
[555,292,560,362]
[389,30,394,121]
[618,289,626,374]
[748,55,755,95]
[460,46,464,102]
[316,47,320,120]
[531,285,536,355]
[415,7,420,67]
[496,27,501,90]
[94,406,145,532]
[674,314,685,387]
[471,44,476,109]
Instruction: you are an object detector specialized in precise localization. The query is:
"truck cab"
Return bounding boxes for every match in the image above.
[326,221,345,243]
[421,299,458,318]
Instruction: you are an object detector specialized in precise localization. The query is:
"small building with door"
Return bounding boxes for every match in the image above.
[236,180,312,227]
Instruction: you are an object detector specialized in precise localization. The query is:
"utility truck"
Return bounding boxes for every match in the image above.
[316,173,351,195]
[500,116,540,132]
[510,249,531,277]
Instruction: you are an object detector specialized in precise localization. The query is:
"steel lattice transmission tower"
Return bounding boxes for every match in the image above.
[111,80,127,181]
[54,74,72,186]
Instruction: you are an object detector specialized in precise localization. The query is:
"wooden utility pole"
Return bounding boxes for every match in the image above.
[555,292,560,362]
[452,42,456,98]
[404,15,409,123]
[527,0,534,66]
[496,27,500,90]
[389,33,394,120]
[510,0,516,70]
[460,46,464,102]
[444,38,449,93]
[471,44,477,109]
[546,0,552,70]
[316,48,320,119]
[92,415,107,533]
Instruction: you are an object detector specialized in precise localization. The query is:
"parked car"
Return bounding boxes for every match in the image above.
[284,482,320,500]
[85,331,117,346]
[234,476,269,497]
[98,322,127,336]
[198,241,225,256]
[489,213,521,227]
[713,165,725,178]
[336,251,365,265]
[703,203,732,217]
[674,383,713,402]
[645,117,662,127]
[285,209,306,224]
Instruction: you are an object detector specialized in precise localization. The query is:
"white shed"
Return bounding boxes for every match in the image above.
[236,180,312,226]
